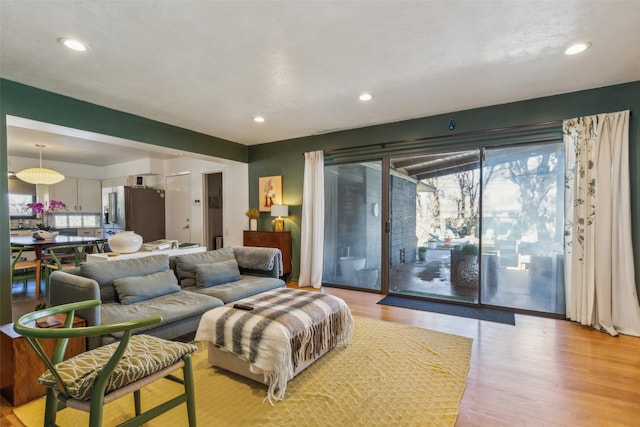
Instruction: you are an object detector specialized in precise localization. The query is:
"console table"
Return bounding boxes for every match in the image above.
[243,231,291,276]
[0,314,86,406]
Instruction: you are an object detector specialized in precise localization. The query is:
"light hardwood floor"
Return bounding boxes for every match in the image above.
[3,282,640,426]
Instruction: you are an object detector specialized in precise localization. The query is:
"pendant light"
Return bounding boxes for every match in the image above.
[16,144,65,185]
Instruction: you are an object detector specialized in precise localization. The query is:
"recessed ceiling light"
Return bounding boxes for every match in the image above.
[58,38,88,52]
[359,93,373,101]
[564,42,591,55]
[254,116,265,123]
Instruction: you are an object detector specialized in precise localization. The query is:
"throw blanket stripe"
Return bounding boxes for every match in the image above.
[195,288,353,403]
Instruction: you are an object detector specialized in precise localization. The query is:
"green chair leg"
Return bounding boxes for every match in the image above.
[183,354,197,427]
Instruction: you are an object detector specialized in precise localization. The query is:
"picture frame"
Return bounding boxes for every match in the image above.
[259,175,282,212]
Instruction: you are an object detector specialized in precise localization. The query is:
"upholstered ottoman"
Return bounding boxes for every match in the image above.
[195,288,354,402]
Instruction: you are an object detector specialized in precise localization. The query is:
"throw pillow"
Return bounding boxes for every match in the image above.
[80,254,170,303]
[174,247,235,287]
[113,270,180,305]
[195,259,241,288]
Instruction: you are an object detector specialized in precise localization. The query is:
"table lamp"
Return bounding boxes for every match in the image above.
[271,205,288,232]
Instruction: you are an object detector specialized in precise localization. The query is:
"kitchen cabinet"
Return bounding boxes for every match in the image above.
[243,231,292,276]
[78,228,104,238]
[50,178,102,213]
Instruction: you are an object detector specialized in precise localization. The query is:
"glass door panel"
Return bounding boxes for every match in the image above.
[388,150,480,303]
[323,162,382,290]
[481,143,565,314]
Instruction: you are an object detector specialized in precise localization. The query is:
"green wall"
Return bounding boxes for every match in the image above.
[0,79,249,324]
[248,81,640,296]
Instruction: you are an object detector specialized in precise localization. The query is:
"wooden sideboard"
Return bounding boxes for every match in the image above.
[0,315,86,406]
[243,231,292,276]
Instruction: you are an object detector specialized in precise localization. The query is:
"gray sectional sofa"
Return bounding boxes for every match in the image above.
[49,246,285,349]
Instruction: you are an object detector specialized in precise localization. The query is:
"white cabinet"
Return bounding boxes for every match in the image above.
[50,178,102,213]
[78,228,104,238]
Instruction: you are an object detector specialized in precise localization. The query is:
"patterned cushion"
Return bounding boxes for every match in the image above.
[39,335,197,401]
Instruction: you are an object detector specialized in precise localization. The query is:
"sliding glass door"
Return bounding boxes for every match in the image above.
[481,143,565,314]
[388,150,481,303]
[323,162,382,291]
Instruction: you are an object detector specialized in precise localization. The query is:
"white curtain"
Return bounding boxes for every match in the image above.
[299,151,324,288]
[563,110,640,336]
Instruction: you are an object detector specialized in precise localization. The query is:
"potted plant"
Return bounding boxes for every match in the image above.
[245,208,260,231]
[427,238,438,249]
[460,244,479,264]
[417,246,428,261]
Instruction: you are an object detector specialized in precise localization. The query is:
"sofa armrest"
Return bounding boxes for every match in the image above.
[234,246,282,278]
[48,270,101,327]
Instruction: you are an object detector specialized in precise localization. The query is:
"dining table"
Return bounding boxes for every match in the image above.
[10,235,107,299]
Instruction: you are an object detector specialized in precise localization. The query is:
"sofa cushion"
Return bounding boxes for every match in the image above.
[80,255,170,303]
[100,290,223,339]
[38,334,197,401]
[114,270,180,305]
[195,259,241,288]
[174,247,235,287]
[188,275,285,304]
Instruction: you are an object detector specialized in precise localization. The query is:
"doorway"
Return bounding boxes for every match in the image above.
[205,172,223,250]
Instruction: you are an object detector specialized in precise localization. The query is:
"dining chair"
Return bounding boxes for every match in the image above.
[11,246,40,293]
[13,299,197,427]
[42,244,99,293]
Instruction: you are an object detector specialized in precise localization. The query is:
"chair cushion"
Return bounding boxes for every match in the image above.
[173,247,235,287]
[113,270,181,305]
[39,335,197,401]
[195,259,241,288]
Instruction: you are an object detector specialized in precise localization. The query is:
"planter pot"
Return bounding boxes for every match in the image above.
[356,268,379,287]
[108,231,143,253]
[418,250,427,261]
[427,241,437,249]
[339,256,366,284]
[249,218,258,231]
[464,255,478,265]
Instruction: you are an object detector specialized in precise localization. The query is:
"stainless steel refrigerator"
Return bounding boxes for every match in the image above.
[124,187,166,242]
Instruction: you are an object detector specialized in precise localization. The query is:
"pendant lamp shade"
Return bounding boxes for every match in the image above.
[16,144,65,185]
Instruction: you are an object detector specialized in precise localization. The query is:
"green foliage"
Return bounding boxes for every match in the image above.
[418,246,428,252]
[460,244,478,256]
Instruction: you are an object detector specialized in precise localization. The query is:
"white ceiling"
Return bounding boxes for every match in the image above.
[2,0,640,165]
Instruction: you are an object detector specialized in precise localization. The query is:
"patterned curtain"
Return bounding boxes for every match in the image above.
[299,151,325,289]
[563,110,640,336]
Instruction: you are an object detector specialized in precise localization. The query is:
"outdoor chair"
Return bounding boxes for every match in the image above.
[13,299,197,427]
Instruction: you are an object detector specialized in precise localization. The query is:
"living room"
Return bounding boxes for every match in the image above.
[2,2,640,425]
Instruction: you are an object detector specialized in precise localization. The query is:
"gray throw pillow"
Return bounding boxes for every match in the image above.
[80,254,170,303]
[174,247,235,287]
[195,259,241,288]
[113,270,180,305]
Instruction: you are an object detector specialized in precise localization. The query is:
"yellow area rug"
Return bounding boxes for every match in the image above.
[14,316,472,426]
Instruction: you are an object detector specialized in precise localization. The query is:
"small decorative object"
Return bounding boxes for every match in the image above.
[32,230,60,240]
[271,204,288,232]
[108,231,143,253]
[259,175,283,212]
[418,246,427,261]
[427,238,438,249]
[245,208,260,231]
[460,244,479,265]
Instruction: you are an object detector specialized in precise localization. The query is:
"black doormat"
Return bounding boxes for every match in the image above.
[377,295,516,325]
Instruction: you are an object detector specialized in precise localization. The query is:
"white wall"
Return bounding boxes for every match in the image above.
[163,157,248,248]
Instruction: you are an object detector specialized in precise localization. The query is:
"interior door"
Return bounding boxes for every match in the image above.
[166,174,192,243]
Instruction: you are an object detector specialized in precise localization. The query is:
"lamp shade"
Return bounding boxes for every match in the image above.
[16,144,65,185]
[271,205,289,217]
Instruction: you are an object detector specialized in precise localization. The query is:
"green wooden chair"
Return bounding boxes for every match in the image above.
[42,244,100,295]
[13,300,197,427]
[11,245,40,292]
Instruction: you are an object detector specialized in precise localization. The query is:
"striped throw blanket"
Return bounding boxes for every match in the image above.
[195,288,354,403]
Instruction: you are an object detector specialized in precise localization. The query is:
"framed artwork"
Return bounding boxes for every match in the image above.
[259,175,282,212]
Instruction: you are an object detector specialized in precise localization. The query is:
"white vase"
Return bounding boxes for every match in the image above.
[250,218,258,231]
[108,231,143,253]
